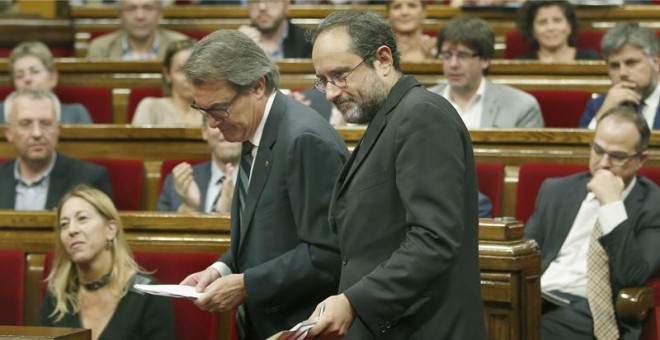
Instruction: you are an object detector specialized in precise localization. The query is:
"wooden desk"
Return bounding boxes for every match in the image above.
[1,126,659,214]
[0,326,90,340]
[0,212,538,340]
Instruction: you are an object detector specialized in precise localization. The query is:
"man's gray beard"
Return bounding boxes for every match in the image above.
[342,87,389,125]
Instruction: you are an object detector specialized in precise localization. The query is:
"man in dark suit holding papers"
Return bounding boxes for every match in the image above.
[179,30,348,339]
[307,10,486,339]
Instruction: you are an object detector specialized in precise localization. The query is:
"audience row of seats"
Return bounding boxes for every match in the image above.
[0,85,596,127]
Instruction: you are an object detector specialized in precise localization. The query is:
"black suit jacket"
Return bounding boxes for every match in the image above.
[219,92,348,339]
[0,153,112,209]
[524,172,660,337]
[328,76,486,339]
[283,21,312,59]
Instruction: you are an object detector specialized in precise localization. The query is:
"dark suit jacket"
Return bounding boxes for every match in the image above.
[219,92,348,339]
[0,153,112,209]
[328,76,486,339]
[579,94,660,129]
[524,172,660,337]
[157,161,212,212]
[283,21,312,59]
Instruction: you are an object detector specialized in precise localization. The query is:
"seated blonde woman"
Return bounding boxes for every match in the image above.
[131,39,201,127]
[40,185,175,340]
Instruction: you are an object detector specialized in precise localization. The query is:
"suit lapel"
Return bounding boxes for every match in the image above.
[46,155,68,209]
[0,161,17,208]
[237,92,283,251]
[338,76,420,197]
[196,162,212,210]
[481,81,498,128]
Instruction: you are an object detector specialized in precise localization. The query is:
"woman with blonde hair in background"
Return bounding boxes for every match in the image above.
[40,185,175,340]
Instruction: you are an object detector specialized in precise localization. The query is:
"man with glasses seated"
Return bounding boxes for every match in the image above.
[0,89,112,210]
[524,106,660,340]
[429,16,544,128]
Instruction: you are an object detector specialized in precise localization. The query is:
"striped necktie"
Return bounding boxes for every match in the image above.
[237,141,254,233]
[587,220,620,340]
[210,175,225,213]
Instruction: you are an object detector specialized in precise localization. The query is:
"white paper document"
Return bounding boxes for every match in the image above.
[133,284,202,299]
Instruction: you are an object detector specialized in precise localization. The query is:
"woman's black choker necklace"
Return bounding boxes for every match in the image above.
[80,273,111,291]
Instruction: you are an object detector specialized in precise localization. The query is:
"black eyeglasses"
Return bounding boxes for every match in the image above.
[190,92,241,121]
[437,51,480,62]
[590,142,641,167]
[314,59,365,93]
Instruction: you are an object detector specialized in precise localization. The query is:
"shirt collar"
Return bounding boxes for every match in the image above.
[442,77,486,106]
[121,31,160,60]
[248,91,277,149]
[14,152,57,186]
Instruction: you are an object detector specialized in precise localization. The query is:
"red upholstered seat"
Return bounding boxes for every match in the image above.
[86,159,145,211]
[504,29,605,59]
[0,249,25,325]
[54,86,113,123]
[476,163,505,217]
[127,87,163,123]
[133,251,220,340]
[515,163,588,223]
[526,90,593,128]
[159,159,209,194]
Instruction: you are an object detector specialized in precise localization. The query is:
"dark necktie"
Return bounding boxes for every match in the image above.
[237,142,254,233]
[210,175,225,213]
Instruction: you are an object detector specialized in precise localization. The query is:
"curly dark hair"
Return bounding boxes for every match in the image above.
[516,0,578,53]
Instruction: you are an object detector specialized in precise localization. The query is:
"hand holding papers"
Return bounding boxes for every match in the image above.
[133,284,202,299]
[267,304,325,340]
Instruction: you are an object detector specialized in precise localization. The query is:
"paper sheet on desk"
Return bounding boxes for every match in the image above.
[133,284,202,299]
[266,318,317,340]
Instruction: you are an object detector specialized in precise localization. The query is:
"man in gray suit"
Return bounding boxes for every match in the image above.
[525,106,660,339]
[308,10,486,339]
[179,30,348,339]
[0,89,112,210]
[429,17,544,128]
[157,116,241,214]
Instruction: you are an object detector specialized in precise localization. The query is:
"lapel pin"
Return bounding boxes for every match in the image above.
[265,160,270,168]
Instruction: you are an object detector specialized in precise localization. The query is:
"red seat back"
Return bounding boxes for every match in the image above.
[639,167,660,187]
[127,87,163,123]
[526,90,593,128]
[0,249,25,325]
[476,163,505,217]
[515,163,588,223]
[86,159,145,211]
[134,251,219,340]
[54,86,113,123]
[504,29,605,59]
[159,159,209,194]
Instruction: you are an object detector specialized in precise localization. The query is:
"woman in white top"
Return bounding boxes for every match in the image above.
[131,39,202,127]
[386,0,436,62]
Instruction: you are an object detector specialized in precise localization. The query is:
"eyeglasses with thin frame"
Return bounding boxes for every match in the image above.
[190,92,241,121]
[13,119,57,133]
[590,142,641,167]
[314,59,365,94]
[437,51,480,62]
